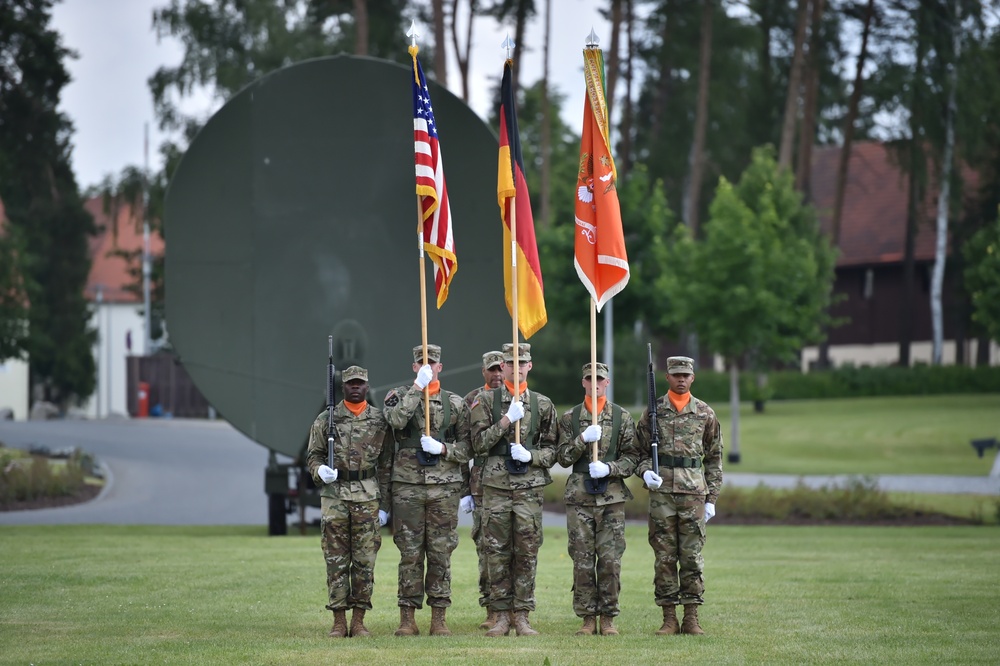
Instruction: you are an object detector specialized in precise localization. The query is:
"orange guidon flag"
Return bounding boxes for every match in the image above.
[574,47,629,312]
[498,59,547,338]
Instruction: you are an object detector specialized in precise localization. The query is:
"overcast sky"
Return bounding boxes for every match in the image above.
[52,0,612,191]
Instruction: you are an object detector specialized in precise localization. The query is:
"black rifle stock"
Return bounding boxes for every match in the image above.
[647,343,660,476]
[327,335,336,470]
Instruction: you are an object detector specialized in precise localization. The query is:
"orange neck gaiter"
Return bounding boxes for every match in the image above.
[344,400,368,416]
[584,396,607,417]
[668,390,691,412]
[424,380,441,396]
[504,380,528,396]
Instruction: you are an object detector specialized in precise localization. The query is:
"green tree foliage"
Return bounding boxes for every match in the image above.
[963,213,1000,343]
[0,0,97,405]
[662,146,836,370]
[0,229,29,361]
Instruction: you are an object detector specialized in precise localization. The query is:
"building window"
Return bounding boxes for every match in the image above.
[862,268,874,300]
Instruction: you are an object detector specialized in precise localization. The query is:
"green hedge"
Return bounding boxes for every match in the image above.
[686,364,1000,403]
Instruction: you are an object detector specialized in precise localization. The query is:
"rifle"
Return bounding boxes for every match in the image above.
[647,343,660,476]
[327,335,337,470]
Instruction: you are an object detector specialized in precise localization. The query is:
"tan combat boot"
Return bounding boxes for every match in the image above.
[394,606,420,637]
[512,610,540,636]
[681,604,705,635]
[484,610,511,637]
[574,616,597,635]
[479,608,497,630]
[429,606,452,636]
[349,608,371,638]
[327,609,348,638]
[599,615,619,636]
[655,605,679,635]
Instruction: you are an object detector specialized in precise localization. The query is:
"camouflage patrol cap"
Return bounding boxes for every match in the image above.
[412,344,442,363]
[502,342,531,362]
[666,356,695,375]
[582,362,609,380]
[482,351,504,370]
[342,365,368,383]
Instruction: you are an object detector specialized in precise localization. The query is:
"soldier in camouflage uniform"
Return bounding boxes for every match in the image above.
[462,350,505,630]
[305,365,393,639]
[556,362,640,636]
[383,344,471,637]
[635,356,723,636]
[469,342,558,637]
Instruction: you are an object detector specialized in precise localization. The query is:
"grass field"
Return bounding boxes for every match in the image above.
[617,394,1000,476]
[2,524,999,664]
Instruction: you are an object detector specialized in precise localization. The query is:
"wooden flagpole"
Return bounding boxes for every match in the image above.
[417,206,431,437]
[510,199,521,446]
[590,299,598,463]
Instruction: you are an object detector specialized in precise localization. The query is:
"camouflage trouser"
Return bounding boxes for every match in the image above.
[320,496,382,611]
[566,502,626,617]
[482,485,545,612]
[647,491,706,606]
[392,481,461,608]
[471,492,489,607]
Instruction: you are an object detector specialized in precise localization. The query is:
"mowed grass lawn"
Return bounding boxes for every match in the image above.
[668,394,1000,476]
[2,524,999,665]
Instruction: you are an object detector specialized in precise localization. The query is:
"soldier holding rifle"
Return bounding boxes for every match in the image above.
[383,344,471,637]
[469,342,558,637]
[556,362,640,636]
[636,355,723,636]
[307,363,393,639]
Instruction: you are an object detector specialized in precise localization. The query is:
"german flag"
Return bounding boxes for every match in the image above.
[497,60,547,339]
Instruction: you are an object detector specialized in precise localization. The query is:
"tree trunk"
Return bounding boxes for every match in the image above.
[728,360,741,463]
[539,0,551,227]
[931,0,959,365]
[899,6,930,368]
[650,0,673,146]
[778,0,811,170]
[432,0,448,86]
[831,0,874,246]
[606,0,623,117]
[683,0,713,236]
[353,0,369,56]
[512,0,529,96]
[794,0,826,199]
[618,0,635,175]
[449,0,476,102]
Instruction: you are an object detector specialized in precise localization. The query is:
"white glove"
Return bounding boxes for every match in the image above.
[459,495,475,513]
[317,465,337,483]
[582,424,602,443]
[705,502,716,523]
[420,435,444,455]
[415,364,434,389]
[505,401,525,423]
[643,470,663,490]
[378,510,389,527]
[589,461,610,479]
[509,443,531,463]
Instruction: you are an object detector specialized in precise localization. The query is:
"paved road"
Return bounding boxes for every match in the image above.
[1,419,998,528]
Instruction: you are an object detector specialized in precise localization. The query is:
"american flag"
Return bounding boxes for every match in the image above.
[412,55,457,308]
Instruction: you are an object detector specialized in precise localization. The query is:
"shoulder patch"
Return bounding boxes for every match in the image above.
[384,390,400,407]
[471,398,480,410]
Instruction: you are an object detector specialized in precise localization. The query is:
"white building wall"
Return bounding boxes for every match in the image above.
[800,339,999,372]
[83,303,149,418]
[0,356,29,420]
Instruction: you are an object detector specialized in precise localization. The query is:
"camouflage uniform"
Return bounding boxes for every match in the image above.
[556,367,640,620]
[463,350,504,612]
[305,387,393,612]
[469,345,557,615]
[636,358,723,609]
[383,345,471,610]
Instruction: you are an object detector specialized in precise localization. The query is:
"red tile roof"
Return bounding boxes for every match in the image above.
[83,197,164,304]
[809,141,943,267]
